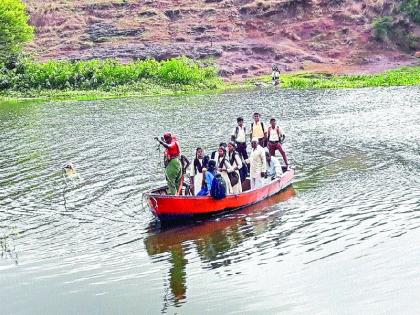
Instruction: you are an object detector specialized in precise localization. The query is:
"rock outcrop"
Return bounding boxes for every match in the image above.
[25,0,419,79]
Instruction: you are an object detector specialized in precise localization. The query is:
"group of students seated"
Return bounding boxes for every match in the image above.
[188,112,289,197]
[155,112,289,196]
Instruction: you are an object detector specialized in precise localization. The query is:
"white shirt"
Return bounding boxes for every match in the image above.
[249,145,267,178]
[228,151,243,170]
[268,125,283,142]
[189,158,204,177]
[266,157,282,178]
[232,125,246,143]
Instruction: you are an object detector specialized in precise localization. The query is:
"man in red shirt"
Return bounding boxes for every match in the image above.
[155,132,182,195]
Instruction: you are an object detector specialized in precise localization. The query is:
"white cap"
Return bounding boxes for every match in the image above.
[251,137,258,142]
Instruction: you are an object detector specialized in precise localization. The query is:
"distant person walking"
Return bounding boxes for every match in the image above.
[272,65,280,86]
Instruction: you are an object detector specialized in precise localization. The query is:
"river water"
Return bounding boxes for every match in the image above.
[0,87,419,314]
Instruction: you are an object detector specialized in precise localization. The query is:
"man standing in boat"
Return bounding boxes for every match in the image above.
[267,117,289,167]
[248,137,267,189]
[250,112,267,147]
[155,132,182,195]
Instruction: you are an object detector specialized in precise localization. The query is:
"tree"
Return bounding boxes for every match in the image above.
[0,0,34,64]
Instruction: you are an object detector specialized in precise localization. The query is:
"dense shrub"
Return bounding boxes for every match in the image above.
[372,16,394,42]
[401,0,420,24]
[0,57,219,91]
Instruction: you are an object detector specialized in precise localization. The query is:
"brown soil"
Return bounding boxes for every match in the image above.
[24,0,420,79]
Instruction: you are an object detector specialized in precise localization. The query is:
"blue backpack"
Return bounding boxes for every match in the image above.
[210,174,227,200]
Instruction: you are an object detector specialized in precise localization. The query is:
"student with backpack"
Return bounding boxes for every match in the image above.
[189,147,209,195]
[267,117,289,167]
[216,146,234,194]
[227,141,243,194]
[198,160,227,199]
[250,112,267,147]
[197,160,216,196]
[210,142,227,161]
[231,117,248,161]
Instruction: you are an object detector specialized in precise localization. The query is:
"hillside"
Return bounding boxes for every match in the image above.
[24,0,420,79]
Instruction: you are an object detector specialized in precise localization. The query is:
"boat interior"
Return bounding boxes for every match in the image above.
[151,178,252,196]
[150,167,289,196]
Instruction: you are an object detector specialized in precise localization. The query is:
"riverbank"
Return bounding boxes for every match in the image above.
[254,66,420,89]
[1,62,419,102]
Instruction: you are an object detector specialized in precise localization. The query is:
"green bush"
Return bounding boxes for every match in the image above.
[401,0,420,24]
[0,0,34,64]
[372,16,394,42]
[0,56,220,92]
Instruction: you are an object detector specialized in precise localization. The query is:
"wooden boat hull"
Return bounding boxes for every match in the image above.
[145,169,294,221]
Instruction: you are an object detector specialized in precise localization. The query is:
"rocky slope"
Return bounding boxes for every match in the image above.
[25,0,420,79]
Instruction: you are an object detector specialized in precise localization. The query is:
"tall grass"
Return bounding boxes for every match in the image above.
[0,57,220,92]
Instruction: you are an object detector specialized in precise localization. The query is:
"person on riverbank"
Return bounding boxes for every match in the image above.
[155,133,182,195]
[272,65,280,86]
[216,146,234,194]
[189,147,209,195]
[267,117,289,167]
[227,141,243,194]
[250,112,267,147]
[248,138,267,189]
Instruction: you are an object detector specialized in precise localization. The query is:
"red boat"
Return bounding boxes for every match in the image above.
[145,168,295,221]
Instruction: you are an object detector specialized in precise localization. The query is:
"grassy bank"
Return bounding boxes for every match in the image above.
[257,66,420,89]
[1,57,419,101]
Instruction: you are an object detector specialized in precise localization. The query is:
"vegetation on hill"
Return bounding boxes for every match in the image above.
[0,0,419,101]
[371,0,420,51]
[0,0,34,63]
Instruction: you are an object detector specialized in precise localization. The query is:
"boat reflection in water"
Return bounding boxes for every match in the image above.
[144,187,296,309]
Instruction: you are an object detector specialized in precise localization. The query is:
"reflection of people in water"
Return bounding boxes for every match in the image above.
[144,187,296,308]
[168,245,188,303]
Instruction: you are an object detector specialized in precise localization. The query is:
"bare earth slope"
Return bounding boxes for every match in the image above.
[25,0,420,79]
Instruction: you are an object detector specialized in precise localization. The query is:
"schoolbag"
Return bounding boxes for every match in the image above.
[210,174,227,200]
[268,126,286,143]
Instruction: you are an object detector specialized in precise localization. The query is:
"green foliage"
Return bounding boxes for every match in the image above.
[0,56,221,97]
[278,67,420,89]
[0,0,34,64]
[401,0,420,24]
[372,16,394,42]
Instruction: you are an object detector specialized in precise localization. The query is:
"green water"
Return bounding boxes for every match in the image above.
[0,86,419,314]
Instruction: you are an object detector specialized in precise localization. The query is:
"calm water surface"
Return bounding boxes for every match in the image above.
[0,87,419,314]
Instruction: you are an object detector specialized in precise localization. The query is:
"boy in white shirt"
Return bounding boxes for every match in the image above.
[231,117,248,161]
